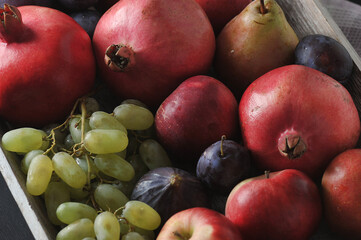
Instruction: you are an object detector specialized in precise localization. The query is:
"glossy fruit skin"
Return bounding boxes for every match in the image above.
[92,0,215,109]
[194,0,251,34]
[196,138,252,195]
[239,65,360,178]
[322,149,361,239]
[226,169,322,240]
[155,75,239,165]
[0,6,95,127]
[295,34,353,84]
[130,167,209,224]
[157,207,243,240]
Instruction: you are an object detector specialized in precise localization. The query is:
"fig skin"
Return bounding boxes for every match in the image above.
[131,167,210,224]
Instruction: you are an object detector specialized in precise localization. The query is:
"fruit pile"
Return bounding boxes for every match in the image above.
[0,0,360,239]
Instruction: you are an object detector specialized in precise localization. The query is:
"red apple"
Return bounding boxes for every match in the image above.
[157,207,243,240]
[155,75,239,166]
[226,169,322,240]
[321,149,361,239]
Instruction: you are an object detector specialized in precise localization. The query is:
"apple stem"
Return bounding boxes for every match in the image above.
[260,0,268,14]
[220,135,226,157]
[265,170,270,179]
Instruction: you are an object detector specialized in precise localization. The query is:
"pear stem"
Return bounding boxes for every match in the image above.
[260,0,268,14]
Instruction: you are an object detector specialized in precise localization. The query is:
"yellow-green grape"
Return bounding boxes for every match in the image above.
[113,104,154,130]
[132,226,155,240]
[39,130,50,151]
[94,211,120,240]
[121,232,145,240]
[94,184,128,212]
[75,156,98,180]
[83,97,100,115]
[56,202,97,224]
[122,201,161,231]
[116,149,127,159]
[52,152,87,189]
[67,186,90,201]
[26,154,53,196]
[89,111,127,134]
[119,218,130,236]
[94,154,134,181]
[45,181,71,225]
[20,149,44,174]
[69,117,91,144]
[64,133,75,150]
[2,127,44,153]
[56,218,95,240]
[138,139,172,170]
[121,99,148,108]
[84,129,128,154]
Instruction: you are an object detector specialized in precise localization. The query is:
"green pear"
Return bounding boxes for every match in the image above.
[214,0,299,99]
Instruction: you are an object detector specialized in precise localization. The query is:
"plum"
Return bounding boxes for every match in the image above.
[196,136,252,195]
[295,34,353,84]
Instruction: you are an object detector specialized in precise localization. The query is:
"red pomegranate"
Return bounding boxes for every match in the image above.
[0,4,95,127]
[195,0,251,34]
[92,0,216,109]
[239,65,360,178]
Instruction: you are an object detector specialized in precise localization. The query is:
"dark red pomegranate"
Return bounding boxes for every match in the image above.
[0,4,95,127]
[92,0,216,109]
[195,0,251,34]
[239,65,360,178]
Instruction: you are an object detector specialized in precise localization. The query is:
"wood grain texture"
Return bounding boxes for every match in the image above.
[0,1,360,240]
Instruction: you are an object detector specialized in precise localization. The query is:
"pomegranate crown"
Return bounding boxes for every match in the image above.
[0,4,23,42]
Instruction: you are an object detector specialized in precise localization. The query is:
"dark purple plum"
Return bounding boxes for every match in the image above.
[70,9,100,38]
[0,0,53,7]
[131,167,209,224]
[196,136,252,195]
[56,0,98,10]
[295,34,353,84]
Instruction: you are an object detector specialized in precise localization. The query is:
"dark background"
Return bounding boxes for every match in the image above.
[0,0,360,239]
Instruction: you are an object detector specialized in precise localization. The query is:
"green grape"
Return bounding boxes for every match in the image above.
[69,117,91,144]
[116,149,127,159]
[75,156,98,180]
[94,154,134,181]
[2,127,45,153]
[56,218,95,240]
[122,232,145,240]
[26,154,53,196]
[122,201,161,231]
[52,152,87,189]
[45,181,71,225]
[94,211,120,240]
[127,154,149,184]
[121,99,148,108]
[113,104,154,130]
[83,97,100,115]
[64,133,75,150]
[67,185,90,201]
[113,180,136,199]
[132,226,155,240]
[89,111,127,134]
[39,130,50,151]
[84,129,128,154]
[20,149,44,174]
[138,139,171,170]
[56,202,97,224]
[94,184,128,212]
[82,238,96,240]
[118,218,130,236]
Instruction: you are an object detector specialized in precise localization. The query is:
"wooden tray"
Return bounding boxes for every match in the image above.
[0,0,360,239]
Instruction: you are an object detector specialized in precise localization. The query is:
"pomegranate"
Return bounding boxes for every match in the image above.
[0,4,95,127]
[239,65,360,178]
[92,0,216,109]
[195,0,251,34]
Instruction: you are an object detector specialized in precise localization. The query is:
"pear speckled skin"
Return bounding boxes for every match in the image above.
[214,0,299,99]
